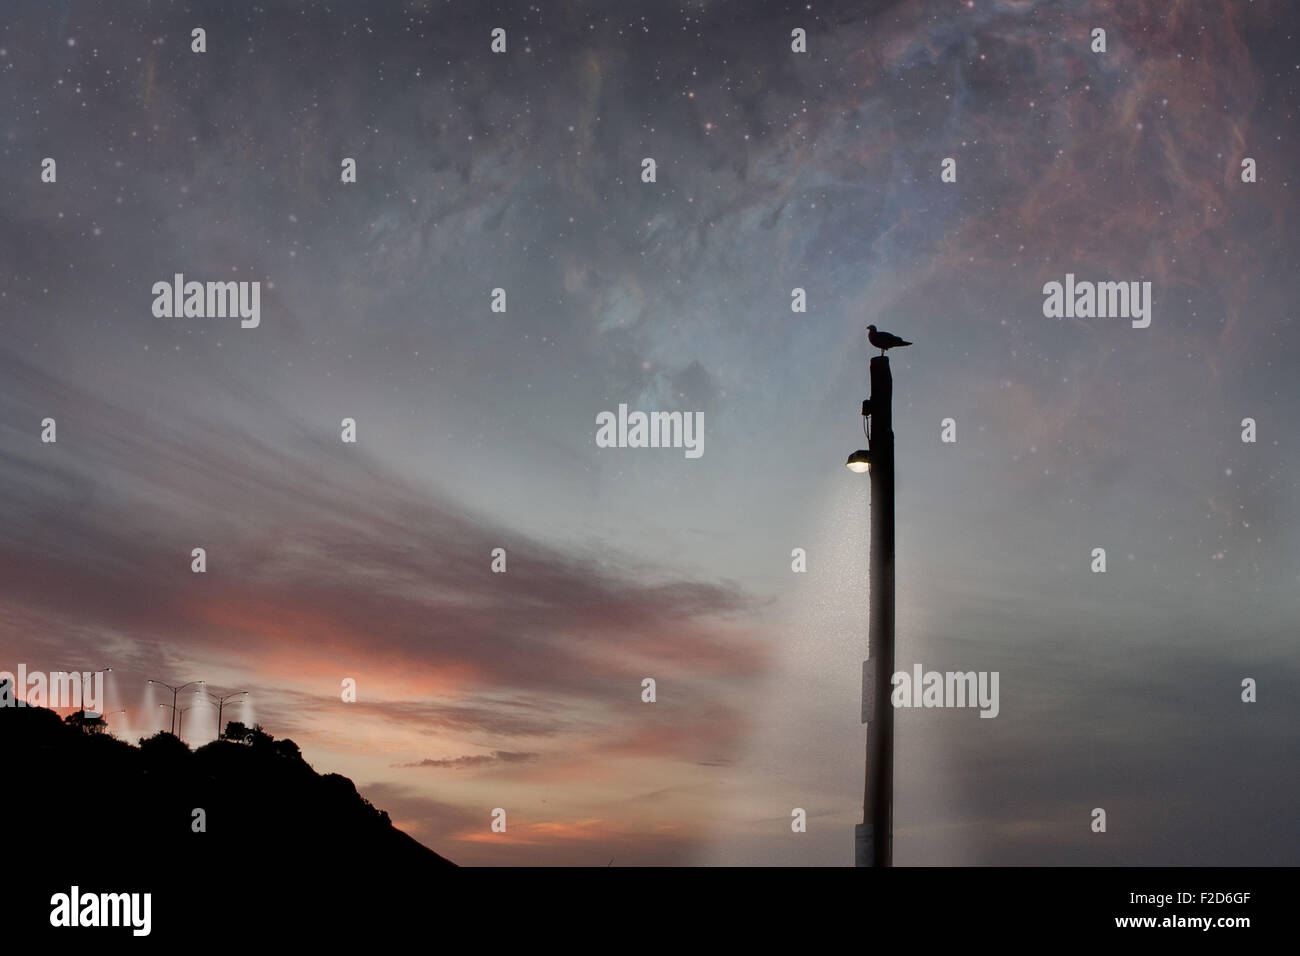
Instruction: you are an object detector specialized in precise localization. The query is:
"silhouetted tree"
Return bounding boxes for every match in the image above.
[138,730,191,758]
[222,720,251,743]
[63,710,106,735]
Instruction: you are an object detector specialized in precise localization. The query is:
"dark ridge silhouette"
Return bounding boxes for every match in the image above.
[1,700,454,923]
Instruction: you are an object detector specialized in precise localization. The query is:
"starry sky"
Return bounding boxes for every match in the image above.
[1,0,1296,866]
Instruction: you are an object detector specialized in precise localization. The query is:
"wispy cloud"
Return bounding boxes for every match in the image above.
[396,750,539,770]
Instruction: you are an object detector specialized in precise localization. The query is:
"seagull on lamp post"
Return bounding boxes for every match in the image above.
[867,325,912,356]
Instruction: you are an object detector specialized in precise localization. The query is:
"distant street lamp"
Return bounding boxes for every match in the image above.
[207,690,249,741]
[53,667,111,717]
[148,679,205,736]
[160,701,206,741]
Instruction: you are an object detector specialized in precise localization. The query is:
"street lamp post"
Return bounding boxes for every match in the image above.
[159,702,203,741]
[848,355,896,867]
[148,679,205,736]
[53,667,111,718]
[207,690,249,741]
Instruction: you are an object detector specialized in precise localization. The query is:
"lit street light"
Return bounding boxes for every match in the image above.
[207,690,249,741]
[53,667,111,719]
[159,701,206,742]
[148,679,205,736]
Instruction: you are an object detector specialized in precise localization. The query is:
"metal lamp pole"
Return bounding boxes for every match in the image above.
[208,690,248,741]
[103,708,126,734]
[148,679,204,735]
[848,355,896,867]
[160,702,202,742]
[53,667,111,717]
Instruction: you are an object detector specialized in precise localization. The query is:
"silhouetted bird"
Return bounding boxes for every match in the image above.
[867,324,912,355]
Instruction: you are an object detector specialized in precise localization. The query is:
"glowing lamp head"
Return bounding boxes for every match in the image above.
[845,449,872,474]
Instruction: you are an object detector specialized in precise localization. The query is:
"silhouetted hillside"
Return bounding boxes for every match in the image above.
[2,701,453,922]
